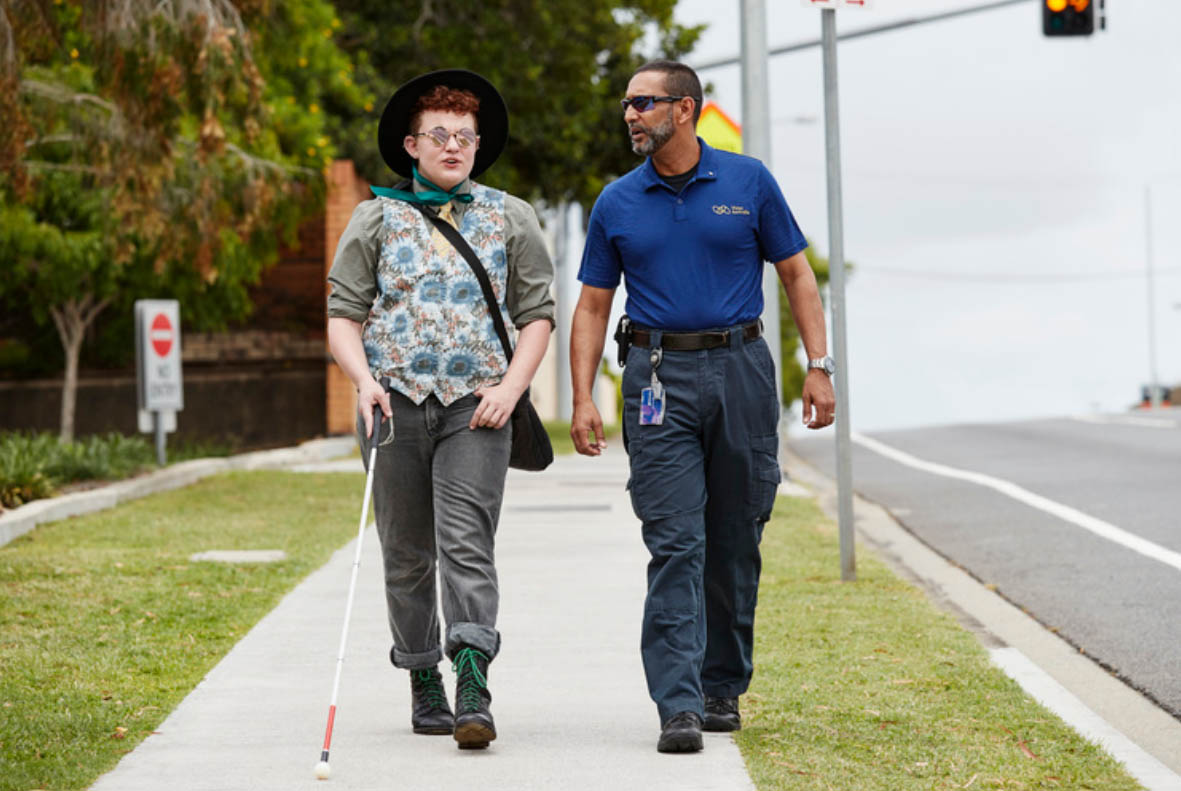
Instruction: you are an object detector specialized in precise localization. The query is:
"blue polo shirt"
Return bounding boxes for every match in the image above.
[578,139,808,331]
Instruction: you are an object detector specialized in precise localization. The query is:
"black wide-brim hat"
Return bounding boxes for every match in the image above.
[378,69,508,180]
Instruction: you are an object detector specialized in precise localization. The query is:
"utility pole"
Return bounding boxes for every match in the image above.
[554,204,575,421]
[1145,185,1162,409]
[740,0,783,408]
[821,7,856,582]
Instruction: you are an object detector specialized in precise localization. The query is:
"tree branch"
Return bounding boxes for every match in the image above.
[19,79,121,116]
[411,0,435,43]
[0,3,15,78]
[224,142,317,178]
[24,161,105,174]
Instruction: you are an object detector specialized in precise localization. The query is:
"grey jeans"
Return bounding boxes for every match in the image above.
[358,389,510,669]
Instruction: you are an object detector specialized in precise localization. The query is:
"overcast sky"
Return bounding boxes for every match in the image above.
[664,0,1181,432]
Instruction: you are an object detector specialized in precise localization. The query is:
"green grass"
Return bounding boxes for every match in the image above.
[0,470,363,791]
[737,496,1142,790]
[0,470,1146,790]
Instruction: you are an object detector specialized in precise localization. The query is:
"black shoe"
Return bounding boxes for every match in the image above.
[451,646,495,749]
[410,666,454,735]
[703,696,741,732]
[657,711,703,753]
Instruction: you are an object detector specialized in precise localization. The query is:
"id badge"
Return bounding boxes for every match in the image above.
[639,382,666,425]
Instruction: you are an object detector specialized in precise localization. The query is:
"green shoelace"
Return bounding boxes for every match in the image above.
[411,668,448,709]
[370,166,475,207]
[451,647,489,710]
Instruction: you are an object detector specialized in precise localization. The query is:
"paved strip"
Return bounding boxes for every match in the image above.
[990,648,1181,791]
[90,449,755,791]
[1070,414,1178,429]
[852,431,1181,573]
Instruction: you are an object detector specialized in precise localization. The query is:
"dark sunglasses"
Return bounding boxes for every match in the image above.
[619,95,686,112]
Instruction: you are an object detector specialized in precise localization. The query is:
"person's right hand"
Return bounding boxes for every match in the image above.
[571,400,607,457]
[357,379,391,438]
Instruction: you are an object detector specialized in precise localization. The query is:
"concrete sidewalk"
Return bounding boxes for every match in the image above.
[89,448,756,791]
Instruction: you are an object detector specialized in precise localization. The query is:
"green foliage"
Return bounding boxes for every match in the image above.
[0,430,239,512]
[779,242,848,407]
[328,0,703,207]
[0,432,153,510]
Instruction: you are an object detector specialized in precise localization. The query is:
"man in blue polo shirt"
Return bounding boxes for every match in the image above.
[570,60,836,753]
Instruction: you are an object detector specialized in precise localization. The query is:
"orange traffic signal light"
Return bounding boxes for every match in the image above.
[1044,0,1094,35]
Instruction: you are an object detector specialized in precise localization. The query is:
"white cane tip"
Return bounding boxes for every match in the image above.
[314,761,331,780]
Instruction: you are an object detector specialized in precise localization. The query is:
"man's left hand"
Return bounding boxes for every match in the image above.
[801,370,836,428]
[471,382,523,430]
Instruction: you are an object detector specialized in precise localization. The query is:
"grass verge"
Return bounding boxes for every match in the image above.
[737,495,1142,790]
[0,470,363,791]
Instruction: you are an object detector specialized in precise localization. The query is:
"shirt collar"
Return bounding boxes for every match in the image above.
[640,137,719,191]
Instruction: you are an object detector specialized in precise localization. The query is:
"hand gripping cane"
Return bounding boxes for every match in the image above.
[315,404,387,780]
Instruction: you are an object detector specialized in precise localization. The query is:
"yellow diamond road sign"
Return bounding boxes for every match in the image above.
[698,102,742,154]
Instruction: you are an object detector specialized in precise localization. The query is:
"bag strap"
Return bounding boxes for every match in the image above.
[415,206,515,364]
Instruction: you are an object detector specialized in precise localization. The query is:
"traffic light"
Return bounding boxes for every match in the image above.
[1043,0,1094,36]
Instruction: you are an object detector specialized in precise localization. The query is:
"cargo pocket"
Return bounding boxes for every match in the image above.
[746,433,780,523]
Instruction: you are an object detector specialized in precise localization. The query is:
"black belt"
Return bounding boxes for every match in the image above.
[631,321,762,351]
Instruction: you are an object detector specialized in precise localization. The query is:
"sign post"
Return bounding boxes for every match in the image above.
[803,0,867,581]
[135,300,183,465]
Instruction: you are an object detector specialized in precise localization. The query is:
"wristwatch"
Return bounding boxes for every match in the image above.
[807,355,836,376]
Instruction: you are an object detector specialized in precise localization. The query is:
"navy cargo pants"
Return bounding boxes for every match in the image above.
[621,325,781,724]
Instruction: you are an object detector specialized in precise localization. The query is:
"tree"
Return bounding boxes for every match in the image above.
[327,0,702,208]
[0,0,367,440]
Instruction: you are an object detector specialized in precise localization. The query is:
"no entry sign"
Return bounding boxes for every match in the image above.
[150,313,174,357]
[136,300,184,413]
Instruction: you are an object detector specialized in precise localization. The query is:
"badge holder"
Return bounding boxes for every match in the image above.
[639,346,666,426]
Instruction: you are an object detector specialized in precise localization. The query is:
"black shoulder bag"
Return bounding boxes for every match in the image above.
[417,207,554,472]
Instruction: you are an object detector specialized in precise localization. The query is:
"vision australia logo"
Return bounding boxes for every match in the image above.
[712,205,751,216]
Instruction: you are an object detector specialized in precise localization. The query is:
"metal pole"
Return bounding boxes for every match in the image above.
[555,203,574,421]
[822,8,855,581]
[1145,185,1161,409]
[740,0,783,408]
[152,410,166,466]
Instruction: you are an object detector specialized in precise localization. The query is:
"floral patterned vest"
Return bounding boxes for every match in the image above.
[362,183,511,406]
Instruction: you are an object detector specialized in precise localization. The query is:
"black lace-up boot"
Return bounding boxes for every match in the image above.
[703,695,741,732]
[451,646,495,749]
[657,711,703,753]
[409,666,454,735]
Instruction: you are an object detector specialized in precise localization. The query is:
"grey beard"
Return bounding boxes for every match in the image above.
[631,113,675,156]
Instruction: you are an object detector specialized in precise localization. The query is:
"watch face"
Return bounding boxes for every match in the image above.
[811,357,835,375]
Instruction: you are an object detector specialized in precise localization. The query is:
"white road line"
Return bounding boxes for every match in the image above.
[990,648,1181,791]
[851,432,1181,574]
[1071,414,1178,429]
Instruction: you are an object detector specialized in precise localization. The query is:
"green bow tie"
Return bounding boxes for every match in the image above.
[370,166,474,206]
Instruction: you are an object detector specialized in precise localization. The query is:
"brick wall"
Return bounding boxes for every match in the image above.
[324,161,373,434]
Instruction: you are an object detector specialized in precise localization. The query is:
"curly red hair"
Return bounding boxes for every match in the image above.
[410,86,481,132]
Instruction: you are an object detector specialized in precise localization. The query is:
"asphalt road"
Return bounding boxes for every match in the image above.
[791,409,1181,720]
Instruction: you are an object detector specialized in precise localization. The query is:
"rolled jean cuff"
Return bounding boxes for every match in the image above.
[390,644,444,670]
[445,622,501,661]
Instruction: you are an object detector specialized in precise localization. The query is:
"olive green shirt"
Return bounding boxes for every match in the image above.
[326,179,555,330]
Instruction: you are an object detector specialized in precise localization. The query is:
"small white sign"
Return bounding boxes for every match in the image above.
[135,300,184,414]
[802,0,873,8]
